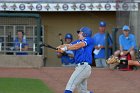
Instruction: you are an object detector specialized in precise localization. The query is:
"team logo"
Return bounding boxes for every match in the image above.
[54,4,60,10]
[79,3,86,10]
[122,3,128,10]
[71,3,77,10]
[19,4,25,10]
[45,4,50,10]
[36,4,42,10]
[1,3,7,10]
[132,3,137,9]
[10,4,17,10]
[114,3,120,10]
[62,4,69,10]
[88,3,94,10]
[105,3,111,10]
[28,4,34,10]
[96,3,102,10]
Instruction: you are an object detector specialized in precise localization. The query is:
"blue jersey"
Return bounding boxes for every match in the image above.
[119,34,137,50]
[61,50,75,65]
[93,32,112,58]
[71,37,94,65]
[14,37,28,55]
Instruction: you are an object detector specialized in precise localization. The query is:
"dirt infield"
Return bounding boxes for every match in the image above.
[0,67,140,93]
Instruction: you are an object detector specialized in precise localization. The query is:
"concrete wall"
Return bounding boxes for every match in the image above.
[0,55,43,68]
[40,12,116,66]
[130,3,140,48]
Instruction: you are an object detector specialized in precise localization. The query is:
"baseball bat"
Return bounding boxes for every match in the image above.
[40,43,57,50]
[58,33,63,45]
[40,43,68,56]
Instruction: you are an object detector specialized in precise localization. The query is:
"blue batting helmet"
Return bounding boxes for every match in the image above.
[65,33,73,39]
[99,21,106,27]
[77,26,92,37]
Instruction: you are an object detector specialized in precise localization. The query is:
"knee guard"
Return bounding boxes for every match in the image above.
[64,90,72,93]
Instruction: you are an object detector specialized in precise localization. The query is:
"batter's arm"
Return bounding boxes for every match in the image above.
[56,42,85,53]
[57,44,70,49]
[67,42,86,50]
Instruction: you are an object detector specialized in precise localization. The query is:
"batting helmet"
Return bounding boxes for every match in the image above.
[99,21,106,27]
[65,33,73,39]
[77,26,92,37]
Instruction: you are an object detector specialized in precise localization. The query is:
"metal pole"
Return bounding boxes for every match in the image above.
[112,28,118,53]
[36,17,41,55]
[105,32,109,59]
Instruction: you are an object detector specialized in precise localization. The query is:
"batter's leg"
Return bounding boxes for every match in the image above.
[77,79,91,93]
[64,64,91,93]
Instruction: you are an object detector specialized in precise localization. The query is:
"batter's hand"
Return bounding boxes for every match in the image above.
[57,45,64,49]
[57,44,70,48]
[56,44,66,53]
[56,48,65,53]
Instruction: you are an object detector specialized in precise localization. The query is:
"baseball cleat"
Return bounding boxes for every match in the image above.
[90,91,94,93]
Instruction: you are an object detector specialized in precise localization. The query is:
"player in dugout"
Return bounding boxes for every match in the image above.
[57,33,76,67]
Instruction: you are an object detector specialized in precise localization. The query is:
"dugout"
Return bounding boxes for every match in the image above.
[0,0,139,67]
[0,13,43,68]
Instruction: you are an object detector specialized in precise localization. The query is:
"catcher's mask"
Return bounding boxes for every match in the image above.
[118,59,128,69]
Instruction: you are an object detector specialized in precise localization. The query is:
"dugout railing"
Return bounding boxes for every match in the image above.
[0,13,43,55]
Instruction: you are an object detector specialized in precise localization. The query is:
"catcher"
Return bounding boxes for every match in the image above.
[106,55,140,69]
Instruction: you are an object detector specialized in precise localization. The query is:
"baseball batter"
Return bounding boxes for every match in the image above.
[57,27,94,93]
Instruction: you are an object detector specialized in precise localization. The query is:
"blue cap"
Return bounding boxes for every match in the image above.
[77,26,92,37]
[122,25,130,31]
[65,33,73,39]
[99,21,106,27]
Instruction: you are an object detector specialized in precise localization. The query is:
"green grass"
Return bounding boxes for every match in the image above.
[0,78,54,93]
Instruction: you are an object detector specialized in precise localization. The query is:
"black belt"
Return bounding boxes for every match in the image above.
[80,62,85,65]
[79,62,89,65]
